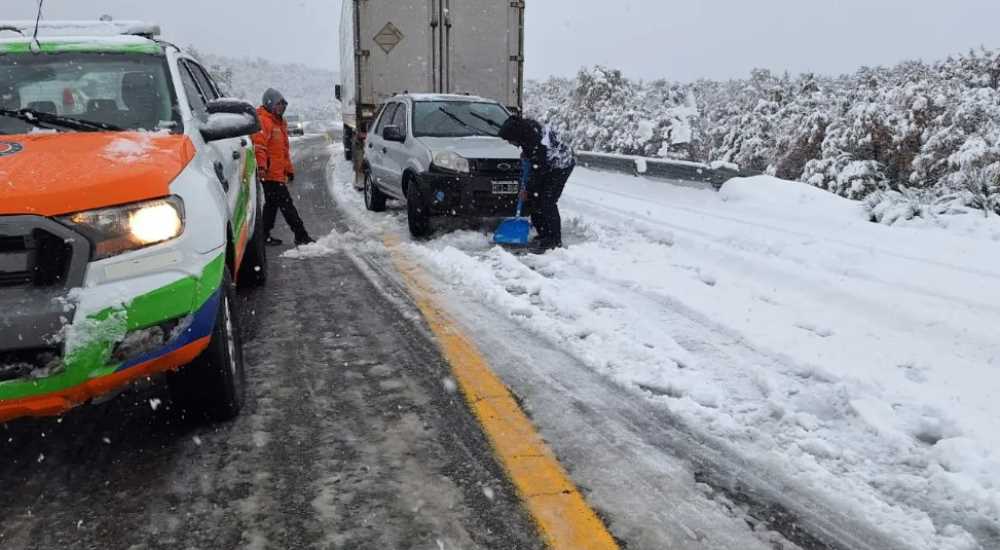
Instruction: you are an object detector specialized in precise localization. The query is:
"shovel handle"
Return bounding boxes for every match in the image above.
[516,159,532,218]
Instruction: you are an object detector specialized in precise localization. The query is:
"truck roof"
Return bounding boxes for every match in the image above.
[0,19,163,55]
[0,35,163,55]
[397,93,501,104]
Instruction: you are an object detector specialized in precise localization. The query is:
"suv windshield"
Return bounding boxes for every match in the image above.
[0,52,178,135]
[412,100,510,138]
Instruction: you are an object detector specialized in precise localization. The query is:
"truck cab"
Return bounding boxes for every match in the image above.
[0,21,266,423]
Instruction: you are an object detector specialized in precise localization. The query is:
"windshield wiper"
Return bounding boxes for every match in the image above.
[437,107,489,136]
[0,109,124,132]
[468,112,503,130]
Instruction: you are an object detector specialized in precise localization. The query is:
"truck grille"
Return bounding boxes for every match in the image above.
[0,347,63,382]
[0,218,83,289]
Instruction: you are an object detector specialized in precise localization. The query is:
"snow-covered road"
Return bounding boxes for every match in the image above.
[312,146,1000,550]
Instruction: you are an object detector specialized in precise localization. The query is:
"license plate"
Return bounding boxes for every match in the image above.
[492,181,519,195]
[0,252,28,274]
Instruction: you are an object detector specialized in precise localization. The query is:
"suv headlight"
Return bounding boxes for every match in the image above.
[59,196,185,260]
[432,151,470,174]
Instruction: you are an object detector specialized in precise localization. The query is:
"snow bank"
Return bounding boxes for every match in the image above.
[719,175,867,220]
[320,146,1000,549]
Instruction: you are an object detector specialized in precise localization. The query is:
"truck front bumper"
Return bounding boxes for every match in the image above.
[0,252,225,423]
[416,171,521,217]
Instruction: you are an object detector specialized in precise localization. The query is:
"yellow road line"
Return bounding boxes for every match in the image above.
[384,236,619,550]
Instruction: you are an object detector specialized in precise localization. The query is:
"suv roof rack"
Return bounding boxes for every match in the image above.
[0,20,161,39]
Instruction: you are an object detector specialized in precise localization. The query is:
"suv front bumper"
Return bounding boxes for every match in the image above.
[417,171,522,217]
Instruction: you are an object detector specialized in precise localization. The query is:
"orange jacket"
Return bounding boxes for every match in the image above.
[252,107,293,183]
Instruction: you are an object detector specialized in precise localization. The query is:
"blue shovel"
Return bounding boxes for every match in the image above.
[494,159,533,246]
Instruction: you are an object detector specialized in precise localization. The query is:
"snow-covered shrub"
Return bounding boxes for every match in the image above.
[526,46,1000,216]
[525,66,701,161]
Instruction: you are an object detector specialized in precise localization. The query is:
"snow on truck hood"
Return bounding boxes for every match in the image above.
[0,132,196,216]
[417,136,520,160]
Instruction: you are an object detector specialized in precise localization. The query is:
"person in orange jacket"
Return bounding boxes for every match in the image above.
[253,88,314,246]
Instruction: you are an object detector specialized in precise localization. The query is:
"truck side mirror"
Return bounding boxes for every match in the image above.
[335,85,342,101]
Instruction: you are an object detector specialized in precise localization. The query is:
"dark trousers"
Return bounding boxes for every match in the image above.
[528,164,574,245]
[262,181,309,241]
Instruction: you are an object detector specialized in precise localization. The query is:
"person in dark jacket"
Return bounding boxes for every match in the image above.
[497,116,575,252]
[252,88,314,246]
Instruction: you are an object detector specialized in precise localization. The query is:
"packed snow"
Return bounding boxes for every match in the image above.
[313,144,1000,550]
[101,133,155,163]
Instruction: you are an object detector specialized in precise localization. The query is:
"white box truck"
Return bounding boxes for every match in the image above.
[336,0,525,179]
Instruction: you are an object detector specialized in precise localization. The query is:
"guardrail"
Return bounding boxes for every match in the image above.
[576,151,750,190]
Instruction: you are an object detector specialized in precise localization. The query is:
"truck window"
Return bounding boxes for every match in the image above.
[188,62,221,101]
[178,61,208,119]
[0,52,180,134]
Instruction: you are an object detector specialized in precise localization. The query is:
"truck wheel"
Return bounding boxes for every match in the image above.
[168,268,247,422]
[407,180,432,238]
[364,171,387,212]
[238,189,267,288]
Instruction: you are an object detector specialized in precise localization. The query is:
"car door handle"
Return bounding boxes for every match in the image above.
[213,161,229,192]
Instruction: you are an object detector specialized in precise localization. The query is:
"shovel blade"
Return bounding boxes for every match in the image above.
[494,217,531,245]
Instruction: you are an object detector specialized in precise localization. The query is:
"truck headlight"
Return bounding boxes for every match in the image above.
[432,151,470,174]
[59,197,185,260]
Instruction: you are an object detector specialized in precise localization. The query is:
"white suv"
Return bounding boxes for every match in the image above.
[0,21,266,423]
[362,94,521,237]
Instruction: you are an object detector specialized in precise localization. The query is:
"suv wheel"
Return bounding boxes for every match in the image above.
[168,268,247,422]
[364,170,387,212]
[406,179,432,238]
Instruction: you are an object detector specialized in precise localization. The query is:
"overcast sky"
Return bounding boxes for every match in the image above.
[7,0,999,82]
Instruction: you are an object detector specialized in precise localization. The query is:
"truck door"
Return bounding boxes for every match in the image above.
[438,0,524,109]
[177,61,242,238]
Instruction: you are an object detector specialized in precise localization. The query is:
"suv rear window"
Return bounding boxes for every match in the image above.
[0,52,180,134]
[412,101,510,138]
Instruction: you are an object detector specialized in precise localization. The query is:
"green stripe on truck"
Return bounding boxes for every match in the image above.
[0,254,225,401]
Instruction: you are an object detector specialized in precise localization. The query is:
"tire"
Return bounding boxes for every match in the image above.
[364,170,387,212]
[406,178,432,238]
[168,268,247,422]
[238,188,267,288]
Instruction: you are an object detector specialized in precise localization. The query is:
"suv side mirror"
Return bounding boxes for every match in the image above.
[383,125,405,143]
[201,98,260,142]
[335,84,342,101]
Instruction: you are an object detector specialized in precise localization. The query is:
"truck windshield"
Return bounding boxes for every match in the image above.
[412,101,510,138]
[0,52,179,135]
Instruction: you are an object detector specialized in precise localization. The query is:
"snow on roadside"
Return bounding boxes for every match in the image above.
[323,148,1000,549]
